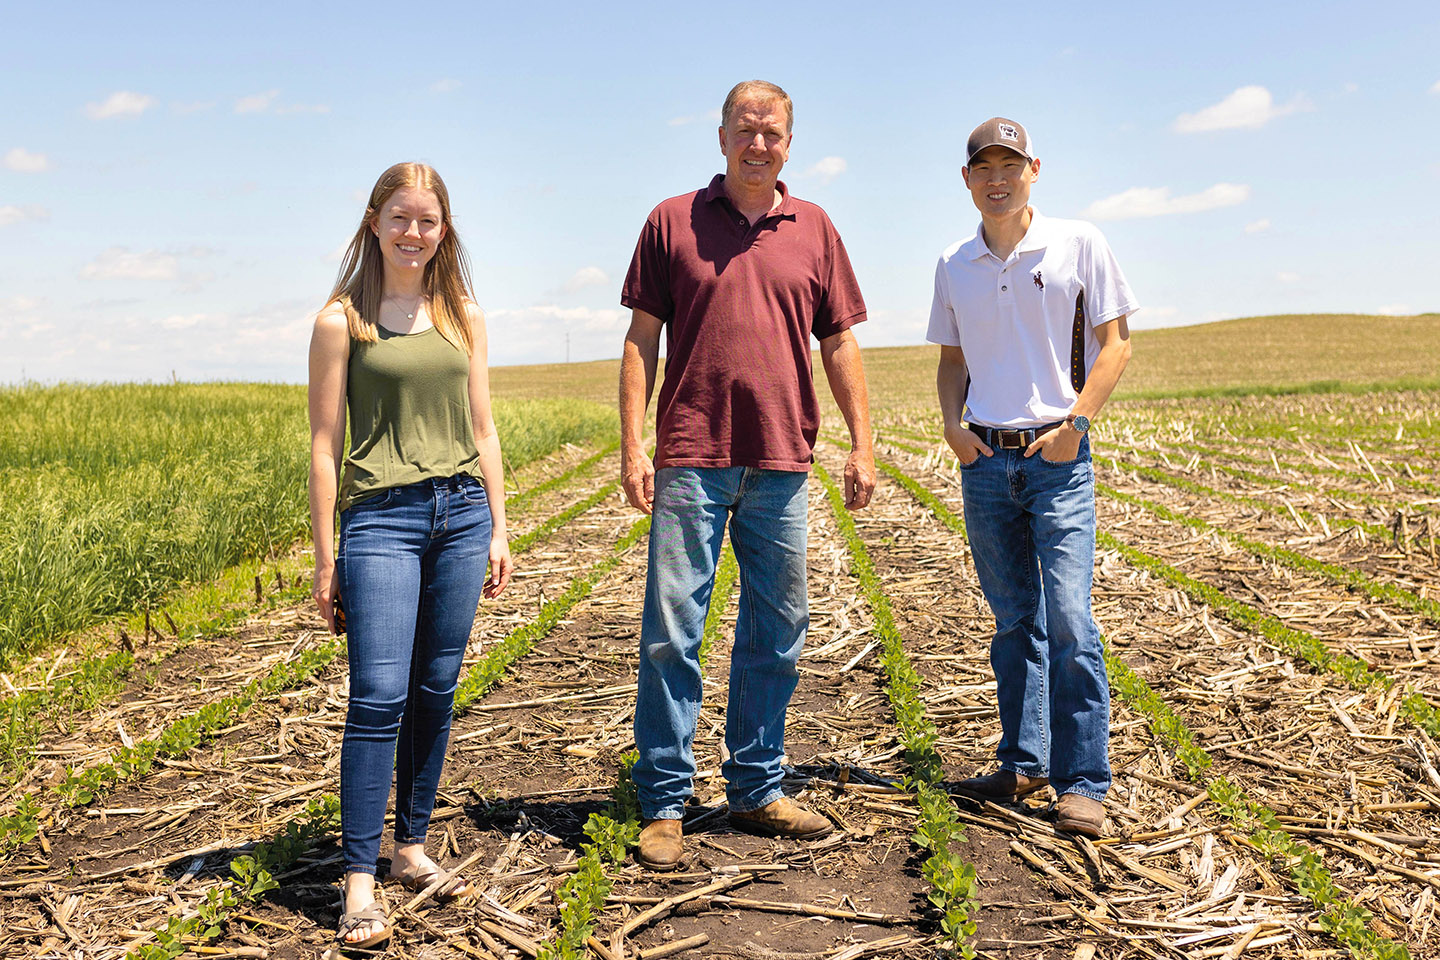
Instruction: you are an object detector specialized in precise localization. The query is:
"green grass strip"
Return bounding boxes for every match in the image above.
[508,440,619,516]
[455,515,650,713]
[874,449,1414,960]
[1098,482,1440,626]
[816,462,979,956]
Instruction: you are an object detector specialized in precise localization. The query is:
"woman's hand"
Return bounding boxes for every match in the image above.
[314,564,341,633]
[485,534,513,599]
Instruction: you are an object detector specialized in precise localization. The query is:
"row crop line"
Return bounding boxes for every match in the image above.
[455,514,650,713]
[1097,482,1440,626]
[542,540,735,957]
[125,510,652,960]
[871,433,1440,741]
[1102,431,1440,499]
[877,430,1436,629]
[510,481,621,557]
[3,478,631,856]
[815,461,978,956]
[871,448,1414,960]
[0,633,344,856]
[879,422,1423,541]
[127,794,342,960]
[1101,438,1439,516]
[1,560,312,786]
[507,440,620,516]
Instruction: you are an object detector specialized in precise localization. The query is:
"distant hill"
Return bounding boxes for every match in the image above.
[490,313,1440,411]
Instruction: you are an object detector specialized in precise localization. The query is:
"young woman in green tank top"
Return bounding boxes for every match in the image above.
[308,163,513,949]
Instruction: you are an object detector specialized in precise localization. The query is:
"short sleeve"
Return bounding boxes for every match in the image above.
[926,256,961,346]
[620,215,674,321]
[1078,226,1139,326]
[812,234,867,340]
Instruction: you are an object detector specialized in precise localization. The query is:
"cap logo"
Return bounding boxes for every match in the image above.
[998,123,1020,142]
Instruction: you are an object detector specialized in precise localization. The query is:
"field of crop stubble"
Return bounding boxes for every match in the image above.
[1,313,1438,960]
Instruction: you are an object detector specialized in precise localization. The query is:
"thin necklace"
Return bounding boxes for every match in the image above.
[388,294,424,321]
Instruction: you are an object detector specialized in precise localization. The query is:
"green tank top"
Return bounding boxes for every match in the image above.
[338,325,482,511]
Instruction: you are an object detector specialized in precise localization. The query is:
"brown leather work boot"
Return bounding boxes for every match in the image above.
[952,769,1050,802]
[728,797,834,840]
[636,819,683,870]
[1055,793,1105,838]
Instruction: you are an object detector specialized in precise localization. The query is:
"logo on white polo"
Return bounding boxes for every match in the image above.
[998,123,1020,142]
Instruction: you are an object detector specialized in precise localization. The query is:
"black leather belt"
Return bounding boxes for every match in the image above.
[969,421,1064,450]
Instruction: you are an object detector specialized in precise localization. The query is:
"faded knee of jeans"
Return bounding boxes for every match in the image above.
[346,695,406,738]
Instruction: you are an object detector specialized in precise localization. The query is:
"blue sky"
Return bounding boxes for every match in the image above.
[2,1,1437,383]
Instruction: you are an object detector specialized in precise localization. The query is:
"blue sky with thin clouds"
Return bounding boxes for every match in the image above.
[2,1,1437,383]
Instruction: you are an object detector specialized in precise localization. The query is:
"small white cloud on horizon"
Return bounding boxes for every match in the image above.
[1244,218,1271,234]
[4,148,50,173]
[85,91,156,119]
[430,79,462,94]
[1082,183,1250,220]
[158,313,211,330]
[805,156,847,184]
[1375,303,1414,315]
[81,247,180,281]
[1276,271,1300,283]
[1173,86,1310,133]
[235,90,281,114]
[0,204,50,227]
[561,266,610,294]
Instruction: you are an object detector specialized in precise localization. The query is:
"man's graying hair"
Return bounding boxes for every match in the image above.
[721,80,793,133]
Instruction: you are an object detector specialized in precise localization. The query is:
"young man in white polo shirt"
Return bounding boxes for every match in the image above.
[927,117,1135,837]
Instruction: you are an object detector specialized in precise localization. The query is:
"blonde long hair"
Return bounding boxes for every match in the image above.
[327,162,475,353]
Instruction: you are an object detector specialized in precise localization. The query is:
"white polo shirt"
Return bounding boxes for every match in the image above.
[926,209,1138,429]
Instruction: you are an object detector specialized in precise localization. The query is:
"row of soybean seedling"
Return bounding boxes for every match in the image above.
[129,503,653,958]
[876,429,1440,740]
[875,449,1414,960]
[539,544,737,959]
[1,450,626,858]
[815,461,980,957]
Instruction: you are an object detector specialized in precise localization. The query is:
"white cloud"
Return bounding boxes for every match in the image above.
[805,156,848,184]
[1081,183,1250,220]
[668,115,696,126]
[561,266,610,294]
[235,90,280,114]
[1244,218,1271,234]
[158,313,211,330]
[4,148,50,173]
[1431,80,1440,96]
[0,204,49,227]
[430,79,461,94]
[1,295,43,313]
[81,247,180,280]
[1173,86,1310,133]
[85,91,156,119]
[1276,271,1300,284]
[1374,303,1413,315]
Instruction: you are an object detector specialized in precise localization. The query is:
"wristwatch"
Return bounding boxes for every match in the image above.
[1065,413,1090,435]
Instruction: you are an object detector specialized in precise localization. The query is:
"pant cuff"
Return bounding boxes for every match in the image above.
[640,808,684,821]
[999,762,1049,777]
[1057,788,1107,801]
[727,787,785,814]
[346,864,378,877]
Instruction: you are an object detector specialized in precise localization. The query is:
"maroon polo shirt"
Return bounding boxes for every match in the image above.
[621,175,867,471]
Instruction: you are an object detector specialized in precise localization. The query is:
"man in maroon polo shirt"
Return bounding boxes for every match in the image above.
[619,79,877,870]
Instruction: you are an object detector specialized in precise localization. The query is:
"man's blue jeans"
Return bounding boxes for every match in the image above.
[634,466,809,821]
[959,438,1110,800]
[336,475,491,874]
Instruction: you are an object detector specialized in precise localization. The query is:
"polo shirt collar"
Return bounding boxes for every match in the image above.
[705,174,798,218]
[963,207,1050,261]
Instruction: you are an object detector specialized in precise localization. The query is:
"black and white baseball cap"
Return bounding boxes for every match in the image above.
[965,117,1035,164]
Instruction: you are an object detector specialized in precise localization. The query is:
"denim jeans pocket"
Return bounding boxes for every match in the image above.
[348,487,398,511]
[958,453,985,469]
[458,477,488,504]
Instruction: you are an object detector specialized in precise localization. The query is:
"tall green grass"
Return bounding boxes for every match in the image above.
[0,383,616,668]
